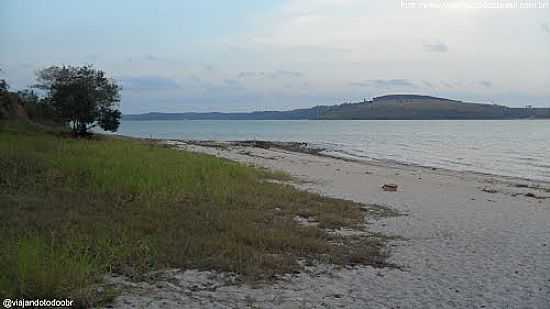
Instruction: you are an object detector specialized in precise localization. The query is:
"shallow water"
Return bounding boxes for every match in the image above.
[116,120,550,181]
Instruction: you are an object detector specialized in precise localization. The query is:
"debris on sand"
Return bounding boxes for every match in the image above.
[293,215,320,226]
[524,192,549,200]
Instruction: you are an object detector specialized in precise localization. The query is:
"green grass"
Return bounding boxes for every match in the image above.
[0,121,392,306]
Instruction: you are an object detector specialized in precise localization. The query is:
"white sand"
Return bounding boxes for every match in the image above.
[106,141,550,309]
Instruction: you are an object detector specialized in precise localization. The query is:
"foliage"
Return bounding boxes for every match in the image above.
[14,89,57,124]
[0,80,7,93]
[0,68,7,93]
[34,65,121,136]
[0,91,28,122]
[0,69,58,124]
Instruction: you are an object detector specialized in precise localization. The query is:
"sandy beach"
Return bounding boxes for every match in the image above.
[107,141,550,309]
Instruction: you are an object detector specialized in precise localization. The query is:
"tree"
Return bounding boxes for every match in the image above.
[0,68,8,93]
[16,89,57,123]
[34,65,121,136]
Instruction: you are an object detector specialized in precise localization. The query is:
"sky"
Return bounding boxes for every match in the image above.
[1,0,549,113]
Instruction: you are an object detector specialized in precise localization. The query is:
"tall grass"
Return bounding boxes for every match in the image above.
[0,121,390,306]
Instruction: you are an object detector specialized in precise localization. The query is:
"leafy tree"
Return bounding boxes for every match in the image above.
[16,89,39,105]
[0,68,8,93]
[34,65,121,136]
[15,89,58,123]
[0,80,7,93]
[0,68,18,120]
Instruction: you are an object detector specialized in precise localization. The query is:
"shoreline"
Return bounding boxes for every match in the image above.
[173,138,550,187]
[108,137,550,308]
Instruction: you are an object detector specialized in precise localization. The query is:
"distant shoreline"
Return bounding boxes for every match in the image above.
[122,118,550,121]
[123,94,550,121]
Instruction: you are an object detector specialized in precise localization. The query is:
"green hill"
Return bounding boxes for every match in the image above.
[319,95,550,120]
[124,94,550,120]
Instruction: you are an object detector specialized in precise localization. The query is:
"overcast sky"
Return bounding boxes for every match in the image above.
[1,0,549,113]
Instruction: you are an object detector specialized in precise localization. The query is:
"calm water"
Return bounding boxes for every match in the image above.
[116,120,550,181]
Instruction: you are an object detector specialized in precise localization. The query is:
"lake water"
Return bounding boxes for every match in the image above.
[116,120,550,182]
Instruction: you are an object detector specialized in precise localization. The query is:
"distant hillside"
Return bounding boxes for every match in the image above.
[123,95,550,120]
[123,107,321,121]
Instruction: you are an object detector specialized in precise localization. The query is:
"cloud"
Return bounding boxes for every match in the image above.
[349,79,417,89]
[348,82,369,87]
[120,76,180,91]
[224,79,241,87]
[237,70,304,79]
[238,72,266,78]
[140,54,180,64]
[186,74,201,84]
[349,79,488,91]
[422,81,435,89]
[423,41,448,53]
[83,54,99,63]
[126,54,165,64]
[269,70,303,79]
[4,0,550,112]
[203,64,215,72]
[144,53,160,61]
[479,80,492,88]
[441,81,457,89]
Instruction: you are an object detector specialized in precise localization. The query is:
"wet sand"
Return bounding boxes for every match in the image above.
[107,141,550,309]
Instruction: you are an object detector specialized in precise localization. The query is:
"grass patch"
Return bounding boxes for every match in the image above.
[0,121,392,306]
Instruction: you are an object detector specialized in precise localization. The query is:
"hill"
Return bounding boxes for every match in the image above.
[123,107,321,121]
[123,95,550,120]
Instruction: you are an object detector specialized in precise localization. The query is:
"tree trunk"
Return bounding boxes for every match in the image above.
[78,121,87,136]
[72,120,78,137]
